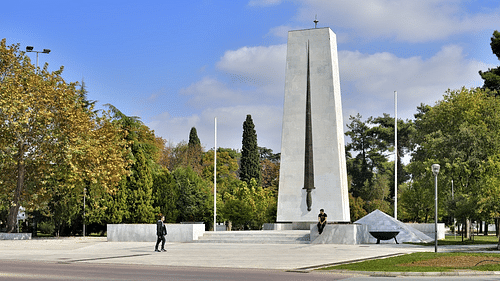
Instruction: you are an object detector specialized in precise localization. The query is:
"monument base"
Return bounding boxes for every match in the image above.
[263,222,316,230]
[310,223,370,244]
[107,224,205,242]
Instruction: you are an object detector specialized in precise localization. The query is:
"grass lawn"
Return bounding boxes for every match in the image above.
[320,235,500,272]
[413,234,499,246]
[320,252,500,272]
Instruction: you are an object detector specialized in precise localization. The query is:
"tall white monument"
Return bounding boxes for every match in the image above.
[277,27,350,223]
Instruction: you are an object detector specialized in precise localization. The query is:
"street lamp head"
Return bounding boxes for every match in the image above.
[42,49,51,54]
[432,164,440,176]
[26,46,34,52]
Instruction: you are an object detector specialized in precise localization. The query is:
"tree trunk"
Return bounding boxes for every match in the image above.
[461,222,464,242]
[6,145,26,233]
[465,218,471,239]
[485,222,489,236]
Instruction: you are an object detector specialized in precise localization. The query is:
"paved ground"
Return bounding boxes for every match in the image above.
[0,260,354,281]
[2,238,500,280]
[0,237,435,270]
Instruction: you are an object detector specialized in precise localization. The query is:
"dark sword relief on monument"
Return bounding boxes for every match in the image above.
[303,41,315,212]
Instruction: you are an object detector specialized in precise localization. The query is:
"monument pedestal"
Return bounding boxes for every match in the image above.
[310,223,370,244]
[263,222,315,230]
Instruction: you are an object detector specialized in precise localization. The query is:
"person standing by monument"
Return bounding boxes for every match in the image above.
[317,209,327,234]
[155,215,167,252]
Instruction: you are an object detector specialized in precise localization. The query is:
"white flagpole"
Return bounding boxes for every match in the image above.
[213,117,217,231]
[394,91,398,220]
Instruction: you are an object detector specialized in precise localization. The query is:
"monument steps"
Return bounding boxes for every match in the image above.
[195,230,310,244]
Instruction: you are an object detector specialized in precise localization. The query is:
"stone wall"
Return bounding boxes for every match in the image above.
[310,223,370,244]
[405,223,445,240]
[107,224,205,242]
[0,233,32,240]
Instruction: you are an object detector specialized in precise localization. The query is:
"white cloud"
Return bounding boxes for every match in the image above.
[339,44,490,120]
[155,43,491,152]
[179,76,250,108]
[248,0,282,7]
[294,0,500,42]
[216,44,287,93]
[147,105,283,152]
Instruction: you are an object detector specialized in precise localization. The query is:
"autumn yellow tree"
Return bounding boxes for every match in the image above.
[0,39,128,232]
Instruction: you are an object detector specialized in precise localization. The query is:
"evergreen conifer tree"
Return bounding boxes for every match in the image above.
[479,30,500,94]
[188,127,201,147]
[240,115,261,185]
[187,127,203,174]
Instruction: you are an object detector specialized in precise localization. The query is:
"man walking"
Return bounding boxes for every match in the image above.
[155,215,167,252]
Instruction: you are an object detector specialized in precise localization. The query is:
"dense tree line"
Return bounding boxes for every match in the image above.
[0,43,277,235]
[346,31,500,246]
[3,30,500,239]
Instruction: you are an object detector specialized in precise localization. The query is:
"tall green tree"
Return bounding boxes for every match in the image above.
[187,127,203,173]
[345,114,386,198]
[188,127,201,147]
[221,178,276,230]
[409,87,500,226]
[172,167,212,227]
[0,39,127,232]
[479,30,500,94]
[371,114,415,198]
[107,105,159,223]
[240,114,261,185]
[152,168,179,223]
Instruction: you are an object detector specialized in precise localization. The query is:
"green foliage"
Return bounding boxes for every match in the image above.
[321,252,500,272]
[0,39,128,233]
[0,39,279,233]
[202,149,239,191]
[125,147,158,223]
[349,193,367,221]
[399,180,433,223]
[152,168,179,223]
[172,167,212,225]
[345,114,389,198]
[188,127,201,147]
[240,115,261,185]
[38,221,55,235]
[410,87,500,223]
[345,113,414,218]
[221,179,276,230]
[479,30,500,93]
[106,105,160,224]
[258,146,280,162]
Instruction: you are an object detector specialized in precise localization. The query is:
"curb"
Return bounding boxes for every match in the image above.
[289,253,406,272]
[324,269,500,277]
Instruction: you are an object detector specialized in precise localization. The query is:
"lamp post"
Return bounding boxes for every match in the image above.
[25,46,51,71]
[432,164,440,253]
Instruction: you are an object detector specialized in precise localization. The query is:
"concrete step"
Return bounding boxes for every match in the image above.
[195,230,310,244]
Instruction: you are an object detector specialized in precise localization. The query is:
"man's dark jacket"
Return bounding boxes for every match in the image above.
[157,220,167,236]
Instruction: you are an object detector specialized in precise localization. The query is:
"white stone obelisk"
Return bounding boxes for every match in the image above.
[277,27,350,223]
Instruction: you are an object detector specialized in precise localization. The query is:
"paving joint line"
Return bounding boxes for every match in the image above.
[58,253,152,263]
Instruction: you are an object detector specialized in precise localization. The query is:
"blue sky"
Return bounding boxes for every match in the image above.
[2,0,499,152]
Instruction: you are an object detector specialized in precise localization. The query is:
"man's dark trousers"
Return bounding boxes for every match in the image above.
[317,222,326,234]
[155,235,165,251]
